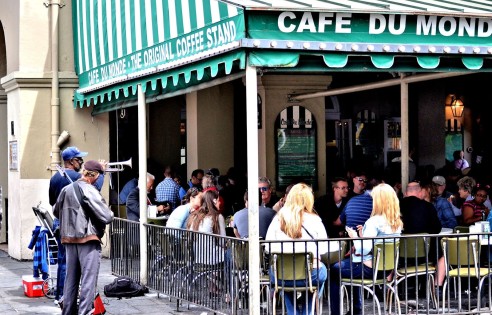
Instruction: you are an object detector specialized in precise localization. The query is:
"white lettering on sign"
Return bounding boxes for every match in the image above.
[100,59,126,81]
[278,12,297,33]
[417,15,492,37]
[83,20,238,87]
[335,13,352,33]
[177,31,205,57]
[89,69,99,85]
[277,11,492,38]
[206,20,236,48]
[143,42,175,66]
[278,11,351,33]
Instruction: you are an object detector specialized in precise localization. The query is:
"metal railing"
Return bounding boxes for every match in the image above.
[110,218,140,280]
[110,218,492,315]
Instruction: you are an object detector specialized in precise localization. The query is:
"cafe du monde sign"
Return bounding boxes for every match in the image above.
[248,11,492,46]
[82,15,244,89]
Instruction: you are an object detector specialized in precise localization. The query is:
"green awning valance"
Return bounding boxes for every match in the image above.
[82,50,246,113]
[247,51,492,71]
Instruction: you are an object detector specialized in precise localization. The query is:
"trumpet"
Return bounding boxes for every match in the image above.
[105,158,132,172]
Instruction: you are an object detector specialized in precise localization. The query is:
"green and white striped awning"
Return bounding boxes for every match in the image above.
[73,0,245,108]
[73,0,492,110]
[220,0,492,15]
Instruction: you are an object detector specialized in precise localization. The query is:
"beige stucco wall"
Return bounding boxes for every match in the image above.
[186,83,235,175]
[261,75,331,197]
[0,89,6,242]
[0,1,110,259]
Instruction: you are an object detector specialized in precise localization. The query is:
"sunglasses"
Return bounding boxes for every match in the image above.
[259,187,269,192]
[73,158,84,164]
[357,177,368,183]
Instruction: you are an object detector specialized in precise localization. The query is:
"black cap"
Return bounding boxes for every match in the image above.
[84,160,104,174]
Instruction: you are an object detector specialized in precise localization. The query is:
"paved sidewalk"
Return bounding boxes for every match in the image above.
[0,248,210,315]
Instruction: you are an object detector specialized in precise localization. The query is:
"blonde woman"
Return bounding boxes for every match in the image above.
[330,183,403,315]
[265,183,328,315]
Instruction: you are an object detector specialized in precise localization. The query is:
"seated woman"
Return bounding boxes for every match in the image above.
[462,185,490,226]
[166,187,202,229]
[330,183,403,315]
[186,189,227,297]
[186,189,226,264]
[265,183,328,315]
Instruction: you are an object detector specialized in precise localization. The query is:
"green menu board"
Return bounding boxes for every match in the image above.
[276,128,317,190]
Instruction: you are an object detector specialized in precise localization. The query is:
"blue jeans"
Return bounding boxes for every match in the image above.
[330,258,374,315]
[271,264,327,315]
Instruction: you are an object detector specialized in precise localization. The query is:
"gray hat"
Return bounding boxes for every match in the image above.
[432,175,446,186]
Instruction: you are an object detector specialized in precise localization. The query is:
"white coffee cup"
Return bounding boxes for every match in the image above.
[147,205,157,218]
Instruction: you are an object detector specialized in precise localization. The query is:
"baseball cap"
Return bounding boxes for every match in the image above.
[83,160,104,174]
[432,175,446,186]
[61,146,88,161]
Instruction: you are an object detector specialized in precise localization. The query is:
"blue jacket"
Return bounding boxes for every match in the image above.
[28,226,52,279]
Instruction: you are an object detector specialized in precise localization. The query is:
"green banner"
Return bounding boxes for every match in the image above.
[248,11,492,46]
[78,15,244,90]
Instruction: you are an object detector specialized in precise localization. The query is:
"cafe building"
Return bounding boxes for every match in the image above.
[72,0,492,193]
[2,0,492,262]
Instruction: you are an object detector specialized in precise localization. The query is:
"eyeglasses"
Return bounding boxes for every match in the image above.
[475,193,488,198]
[259,187,269,192]
[357,178,368,183]
[335,186,349,190]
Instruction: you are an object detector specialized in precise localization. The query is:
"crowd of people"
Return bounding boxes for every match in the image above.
[46,142,492,315]
[121,157,490,314]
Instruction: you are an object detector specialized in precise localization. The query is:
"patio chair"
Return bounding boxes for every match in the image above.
[391,234,436,311]
[271,252,322,315]
[340,241,401,315]
[231,240,271,312]
[441,236,492,311]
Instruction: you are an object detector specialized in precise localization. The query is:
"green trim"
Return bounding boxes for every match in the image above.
[248,51,492,72]
[76,50,246,109]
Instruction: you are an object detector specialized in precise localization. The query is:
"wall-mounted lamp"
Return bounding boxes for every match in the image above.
[445,94,464,118]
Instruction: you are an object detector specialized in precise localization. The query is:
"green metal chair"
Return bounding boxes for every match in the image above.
[231,241,271,312]
[392,234,436,310]
[441,236,492,312]
[271,252,321,315]
[340,241,401,315]
[320,240,348,266]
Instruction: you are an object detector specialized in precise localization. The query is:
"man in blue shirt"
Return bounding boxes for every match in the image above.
[233,191,276,239]
[155,166,180,211]
[119,177,138,204]
[336,192,373,231]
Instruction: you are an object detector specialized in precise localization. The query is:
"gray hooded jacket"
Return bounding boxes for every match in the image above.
[54,180,114,244]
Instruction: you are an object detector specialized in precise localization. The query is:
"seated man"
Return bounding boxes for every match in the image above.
[233,191,276,239]
[126,173,170,221]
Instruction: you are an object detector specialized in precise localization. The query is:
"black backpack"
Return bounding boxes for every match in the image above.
[103,276,149,298]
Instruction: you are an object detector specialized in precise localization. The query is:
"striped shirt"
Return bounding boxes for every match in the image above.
[340,192,373,230]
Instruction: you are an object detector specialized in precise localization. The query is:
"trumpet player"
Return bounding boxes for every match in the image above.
[48,146,107,304]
